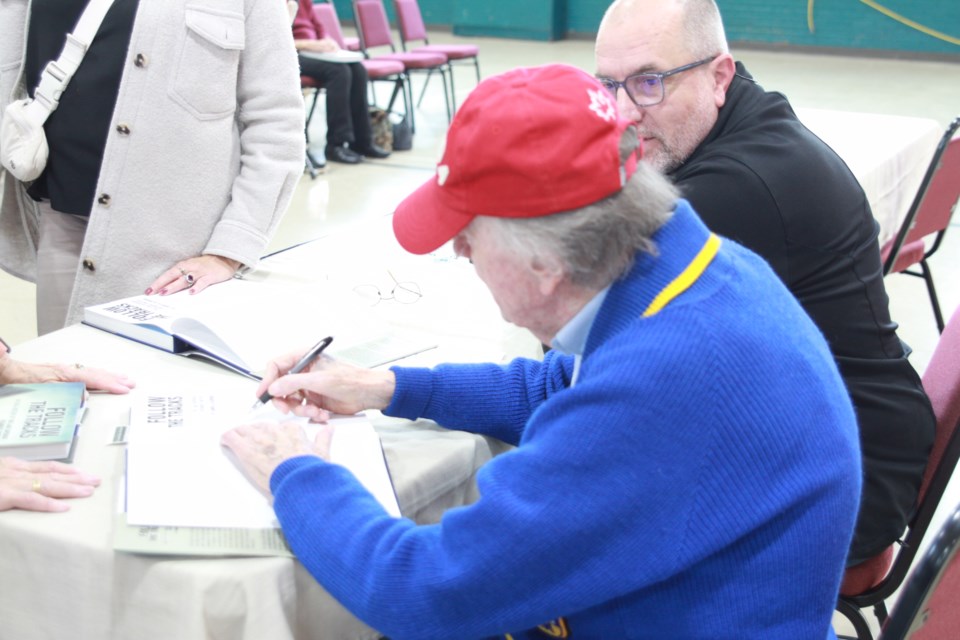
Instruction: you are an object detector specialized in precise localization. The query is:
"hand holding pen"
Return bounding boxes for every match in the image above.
[251,337,397,421]
[252,336,333,409]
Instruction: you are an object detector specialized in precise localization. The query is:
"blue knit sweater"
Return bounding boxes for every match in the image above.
[272,202,861,639]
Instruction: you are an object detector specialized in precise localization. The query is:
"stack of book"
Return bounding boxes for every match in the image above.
[0,382,87,462]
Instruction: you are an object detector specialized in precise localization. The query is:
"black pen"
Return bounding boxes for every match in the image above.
[252,336,333,408]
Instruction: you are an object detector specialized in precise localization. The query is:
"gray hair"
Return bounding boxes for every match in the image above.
[679,0,729,58]
[477,127,678,290]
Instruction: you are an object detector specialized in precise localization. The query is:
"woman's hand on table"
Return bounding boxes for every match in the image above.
[0,457,101,512]
[0,353,134,394]
[146,254,241,296]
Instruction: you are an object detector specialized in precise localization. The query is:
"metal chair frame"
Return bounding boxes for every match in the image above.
[881,116,960,333]
[836,306,960,639]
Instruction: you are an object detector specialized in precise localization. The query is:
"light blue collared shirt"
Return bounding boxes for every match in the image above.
[550,287,610,387]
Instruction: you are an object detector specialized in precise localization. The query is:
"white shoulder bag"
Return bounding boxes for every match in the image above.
[0,0,117,182]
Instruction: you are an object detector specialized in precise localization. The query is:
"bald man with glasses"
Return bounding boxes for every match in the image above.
[596,0,935,571]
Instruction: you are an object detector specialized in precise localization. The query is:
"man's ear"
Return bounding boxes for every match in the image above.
[530,255,565,296]
[712,53,737,108]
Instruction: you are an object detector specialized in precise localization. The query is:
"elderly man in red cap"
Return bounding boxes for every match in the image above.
[223,64,860,639]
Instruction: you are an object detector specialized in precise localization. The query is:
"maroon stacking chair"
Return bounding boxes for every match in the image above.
[836,303,960,639]
[880,503,960,639]
[880,116,960,333]
[353,0,453,131]
[312,2,408,123]
[393,0,479,110]
[313,0,360,51]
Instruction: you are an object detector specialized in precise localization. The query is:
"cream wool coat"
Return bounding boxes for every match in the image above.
[0,0,305,325]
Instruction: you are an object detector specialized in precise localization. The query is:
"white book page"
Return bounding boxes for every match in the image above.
[299,49,364,63]
[125,388,399,528]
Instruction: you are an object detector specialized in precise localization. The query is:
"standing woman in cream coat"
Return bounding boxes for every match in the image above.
[0,0,305,333]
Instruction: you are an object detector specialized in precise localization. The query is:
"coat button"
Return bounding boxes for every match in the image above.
[82,259,96,272]
[116,123,131,135]
[97,193,111,206]
[134,53,148,68]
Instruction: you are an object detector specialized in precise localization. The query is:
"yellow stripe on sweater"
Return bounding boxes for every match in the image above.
[642,233,721,318]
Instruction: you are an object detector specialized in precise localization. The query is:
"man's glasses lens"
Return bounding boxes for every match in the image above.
[600,75,663,107]
[626,75,662,104]
[599,56,717,107]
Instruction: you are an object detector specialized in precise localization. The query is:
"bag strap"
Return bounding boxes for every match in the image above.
[24,0,118,126]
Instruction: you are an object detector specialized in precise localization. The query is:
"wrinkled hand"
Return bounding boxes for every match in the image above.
[256,350,396,422]
[146,255,241,296]
[0,457,101,512]
[221,421,333,499]
[0,356,134,393]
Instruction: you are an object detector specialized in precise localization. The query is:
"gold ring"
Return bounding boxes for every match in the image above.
[32,479,42,492]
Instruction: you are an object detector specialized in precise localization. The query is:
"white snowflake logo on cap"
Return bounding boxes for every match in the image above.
[587,88,617,122]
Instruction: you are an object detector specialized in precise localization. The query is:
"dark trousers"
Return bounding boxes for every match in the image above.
[297,56,372,149]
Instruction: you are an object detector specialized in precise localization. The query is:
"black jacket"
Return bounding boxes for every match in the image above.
[671,62,935,564]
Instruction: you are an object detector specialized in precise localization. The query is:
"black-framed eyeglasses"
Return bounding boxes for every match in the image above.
[597,55,718,107]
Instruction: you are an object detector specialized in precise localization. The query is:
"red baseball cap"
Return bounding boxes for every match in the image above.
[392,64,640,254]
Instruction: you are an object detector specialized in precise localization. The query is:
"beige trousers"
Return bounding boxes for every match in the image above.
[35,202,88,335]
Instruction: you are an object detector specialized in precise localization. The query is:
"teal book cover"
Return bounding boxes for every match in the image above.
[0,382,87,461]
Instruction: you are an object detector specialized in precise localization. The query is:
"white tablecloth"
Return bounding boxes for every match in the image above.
[0,220,540,640]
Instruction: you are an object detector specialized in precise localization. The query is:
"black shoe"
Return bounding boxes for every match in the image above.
[351,143,391,159]
[325,143,363,164]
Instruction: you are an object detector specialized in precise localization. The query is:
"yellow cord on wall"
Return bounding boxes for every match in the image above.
[807,0,960,46]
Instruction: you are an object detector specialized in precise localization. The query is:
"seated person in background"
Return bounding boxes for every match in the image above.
[222,65,861,638]
[292,0,390,164]
[596,0,935,569]
[0,336,133,512]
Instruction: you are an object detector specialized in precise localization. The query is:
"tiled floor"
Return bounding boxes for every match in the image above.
[1,29,959,636]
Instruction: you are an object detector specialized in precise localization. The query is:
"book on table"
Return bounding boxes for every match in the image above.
[82,280,436,379]
[114,387,400,557]
[299,49,364,63]
[0,382,87,461]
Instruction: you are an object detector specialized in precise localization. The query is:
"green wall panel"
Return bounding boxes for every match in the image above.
[452,0,567,41]
[718,0,959,56]
[324,0,959,57]
[566,0,608,35]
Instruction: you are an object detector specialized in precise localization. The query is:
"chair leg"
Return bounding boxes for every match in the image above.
[304,147,324,179]
[302,88,324,178]
[304,90,320,145]
[447,64,457,114]
[439,65,452,123]
[404,75,416,134]
[384,78,402,113]
[416,69,432,108]
[835,599,875,640]
[919,260,945,333]
[873,600,889,629]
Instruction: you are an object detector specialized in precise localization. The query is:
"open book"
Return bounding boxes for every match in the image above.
[0,383,87,461]
[83,281,436,378]
[115,387,400,556]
